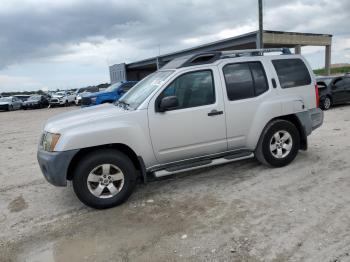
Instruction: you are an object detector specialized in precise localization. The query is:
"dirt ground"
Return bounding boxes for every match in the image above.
[1,105,350,262]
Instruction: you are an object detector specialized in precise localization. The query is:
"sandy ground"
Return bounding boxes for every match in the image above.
[0,105,350,262]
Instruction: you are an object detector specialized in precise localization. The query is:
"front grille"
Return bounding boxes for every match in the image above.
[81,97,92,105]
[50,98,59,103]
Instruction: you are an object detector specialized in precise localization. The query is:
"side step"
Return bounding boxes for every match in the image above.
[152,151,254,178]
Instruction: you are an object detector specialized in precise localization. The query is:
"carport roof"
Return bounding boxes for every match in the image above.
[125,30,332,70]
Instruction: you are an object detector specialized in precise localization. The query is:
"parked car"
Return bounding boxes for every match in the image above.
[49,91,75,107]
[317,75,350,110]
[13,95,31,102]
[75,87,99,105]
[22,95,49,109]
[0,96,22,111]
[81,81,138,107]
[37,48,323,209]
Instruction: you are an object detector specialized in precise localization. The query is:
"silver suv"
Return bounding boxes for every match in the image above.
[37,48,323,209]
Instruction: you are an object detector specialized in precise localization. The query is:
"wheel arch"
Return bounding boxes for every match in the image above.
[260,114,308,151]
[67,143,147,183]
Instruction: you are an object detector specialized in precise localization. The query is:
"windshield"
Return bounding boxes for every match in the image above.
[105,82,122,92]
[119,70,174,109]
[28,95,41,101]
[317,77,333,86]
[0,97,11,102]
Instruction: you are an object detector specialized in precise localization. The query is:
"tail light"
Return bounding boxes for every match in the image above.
[315,84,320,108]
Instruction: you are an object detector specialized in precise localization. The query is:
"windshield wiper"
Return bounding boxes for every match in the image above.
[115,100,130,109]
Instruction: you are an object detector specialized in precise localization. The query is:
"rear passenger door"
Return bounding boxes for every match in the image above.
[332,77,350,103]
[219,61,271,149]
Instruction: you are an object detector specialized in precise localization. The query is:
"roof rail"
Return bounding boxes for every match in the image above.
[220,48,292,58]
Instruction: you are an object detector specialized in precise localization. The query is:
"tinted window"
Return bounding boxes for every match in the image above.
[272,59,311,88]
[223,62,268,101]
[161,70,215,110]
[250,62,268,96]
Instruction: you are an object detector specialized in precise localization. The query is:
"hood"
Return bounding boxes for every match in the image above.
[52,94,64,98]
[0,102,10,105]
[44,103,131,133]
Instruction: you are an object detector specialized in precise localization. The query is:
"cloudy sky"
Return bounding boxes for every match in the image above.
[0,0,350,92]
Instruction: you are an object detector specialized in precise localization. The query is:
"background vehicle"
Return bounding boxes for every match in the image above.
[49,91,75,107]
[75,86,99,105]
[81,81,137,107]
[38,48,323,209]
[13,95,31,102]
[317,75,350,110]
[22,95,49,109]
[0,96,22,111]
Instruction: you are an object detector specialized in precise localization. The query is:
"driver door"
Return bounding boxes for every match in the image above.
[148,68,227,164]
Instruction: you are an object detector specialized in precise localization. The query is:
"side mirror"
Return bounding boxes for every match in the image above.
[159,96,179,112]
[117,88,124,95]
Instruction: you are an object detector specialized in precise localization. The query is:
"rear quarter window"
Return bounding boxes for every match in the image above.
[272,59,311,88]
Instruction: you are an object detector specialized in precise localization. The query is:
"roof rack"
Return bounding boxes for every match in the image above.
[220,48,292,58]
[161,48,292,69]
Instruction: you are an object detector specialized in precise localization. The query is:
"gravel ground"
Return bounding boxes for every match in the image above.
[0,105,350,262]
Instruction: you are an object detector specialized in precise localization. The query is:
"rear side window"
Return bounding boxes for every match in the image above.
[223,62,268,101]
[272,59,311,88]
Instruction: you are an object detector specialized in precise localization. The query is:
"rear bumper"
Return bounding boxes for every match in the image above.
[296,108,324,136]
[310,108,324,130]
[37,148,78,186]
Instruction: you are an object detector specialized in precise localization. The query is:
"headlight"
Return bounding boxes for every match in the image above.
[91,97,97,103]
[41,132,61,152]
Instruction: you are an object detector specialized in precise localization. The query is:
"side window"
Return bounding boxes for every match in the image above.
[223,62,268,101]
[272,59,311,88]
[334,78,345,89]
[250,62,268,96]
[160,70,215,110]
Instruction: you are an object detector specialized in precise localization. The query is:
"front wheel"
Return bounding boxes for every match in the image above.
[256,120,300,167]
[8,105,13,111]
[72,149,137,209]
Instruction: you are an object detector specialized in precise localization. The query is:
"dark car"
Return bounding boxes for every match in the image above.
[317,75,350,110]
[22,95,49,109]
[81,81,138,107]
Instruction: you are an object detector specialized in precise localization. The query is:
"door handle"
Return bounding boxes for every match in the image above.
[208,109,223,116]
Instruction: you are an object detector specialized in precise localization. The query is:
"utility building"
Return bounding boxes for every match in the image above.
[109,30,332,83]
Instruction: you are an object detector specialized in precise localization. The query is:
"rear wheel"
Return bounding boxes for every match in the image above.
[320,96,331,110]
[72,149,137,209]
[256,120,300,167]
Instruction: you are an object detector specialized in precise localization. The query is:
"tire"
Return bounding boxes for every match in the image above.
[8,105,13,111]
[64,100,69,107]
[255,120,300,167]
[72,149,137,209]
[320,96,331,110]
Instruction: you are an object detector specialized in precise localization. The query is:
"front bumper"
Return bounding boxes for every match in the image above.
[37,148,79,186]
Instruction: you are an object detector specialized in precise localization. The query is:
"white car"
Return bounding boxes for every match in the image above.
[0,96,22,111]
[49,91,75,106]
[38,48,323,209]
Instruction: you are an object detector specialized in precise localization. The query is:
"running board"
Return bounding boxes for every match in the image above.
[152,153,254,178]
